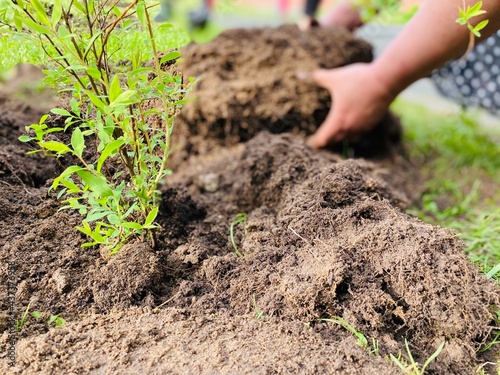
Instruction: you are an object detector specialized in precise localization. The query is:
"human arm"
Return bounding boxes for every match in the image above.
[308,0,500,148]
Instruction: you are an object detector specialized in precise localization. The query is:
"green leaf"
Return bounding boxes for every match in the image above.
[84,90,106,109]
[39,141,71,155]
[51,0,62,27]
[160,51,181,65]
[14,12,23,31]
[122,222,143,230]
[72,1,86,14]
[97,138,125,172]
[77,221,92,236]
[58,178,81,193]
[107,214,121,225]
[58,24,71,39]
[31,0,51,26]
[144,206,159,226]
[109,90,137,107]
[51,108,71,117]
[17,15,51,35]
[19,135,31,142]
[473,19,489,32]
[84,210,109,222]
[83,31,103,59]
[31,311,43,319]
[52,165,85,189]
[77,170,114,198]
[71,127,85,157]
[458,6,466,19]
[136,1,147,29]
[468,1,482,15]
[109,75,123,103]
[87,67,101,80]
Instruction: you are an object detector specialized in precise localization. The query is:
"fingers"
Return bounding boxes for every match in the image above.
[308,110,346,148]
[311,69,335,90]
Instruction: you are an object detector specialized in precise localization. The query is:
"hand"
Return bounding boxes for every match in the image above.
[320,2,363,31]
[298,15,320,31]
[305,63,396,148]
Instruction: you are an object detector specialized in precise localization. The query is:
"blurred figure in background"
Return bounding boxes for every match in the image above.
[155,0,214,30]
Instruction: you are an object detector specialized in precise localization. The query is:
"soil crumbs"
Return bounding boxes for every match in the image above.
[1,25,499,375]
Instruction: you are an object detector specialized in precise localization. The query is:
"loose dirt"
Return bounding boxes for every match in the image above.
[1,26,499,374]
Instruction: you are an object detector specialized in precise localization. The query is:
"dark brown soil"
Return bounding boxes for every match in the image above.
[1,26,499,375]
[173,25,402,166]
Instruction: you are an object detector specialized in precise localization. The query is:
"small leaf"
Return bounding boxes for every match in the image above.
[51,108,71,117]
[109,75,123,103]
[144,206,159,226]
[71,127,85,157]
[84,90,106,109]
[31,0,51,26]
[97,138,125,172]
[19,135,32,142]
[39,141,71,155]
[160,51,181,65]
[51,0,62,27]
[109,90,137,107]
[17,15,51,34]
[87,67,101,80]
[52,165,84,190]
[31,311,43,319]
[122,222,143,230]
[84,210,109,222]
[76,170,114,198]
[136,1,147,29]
[83,31,103,59]
[473,19,489,32]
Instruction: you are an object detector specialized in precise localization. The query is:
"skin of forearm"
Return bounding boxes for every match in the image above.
[372,0,500,97]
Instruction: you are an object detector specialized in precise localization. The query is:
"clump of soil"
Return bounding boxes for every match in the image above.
[174,25,402,165]
[1,26,499,375]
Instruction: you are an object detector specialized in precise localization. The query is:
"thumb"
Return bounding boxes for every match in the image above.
[308,108,347,148]
[311,69,337,90]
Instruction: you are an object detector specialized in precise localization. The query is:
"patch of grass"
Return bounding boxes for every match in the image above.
[229,213,247,257]
[393,100,500,274]
[389,339,445,375]
[321,316,369,349]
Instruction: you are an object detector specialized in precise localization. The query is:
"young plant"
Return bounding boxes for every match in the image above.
[31,310,66,328]
[321,316,370,350]
[389,339,445,375]
[252,294,264,320]
[229,213,247,257]
[15,303,32,331]
[10,0,187,254]
[456,1,489,52]
[47,314,66,328]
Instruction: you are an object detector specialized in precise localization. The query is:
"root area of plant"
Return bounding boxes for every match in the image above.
[1,26,499,374]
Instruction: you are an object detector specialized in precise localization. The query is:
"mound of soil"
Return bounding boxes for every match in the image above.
[174,25,402,165]
[1,26,499,375]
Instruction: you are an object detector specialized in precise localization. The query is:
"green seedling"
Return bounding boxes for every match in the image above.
[229,213,247,257]
[10,0,188,254]
[389,339,445,375]
[252,294,264,320]
[47,314,66,328]
[321,316,369,349]
[15,303,32,331]
[456,1,488,37]
[479,310,500,353]
[456,1,489,53]
[29,310,65,328]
